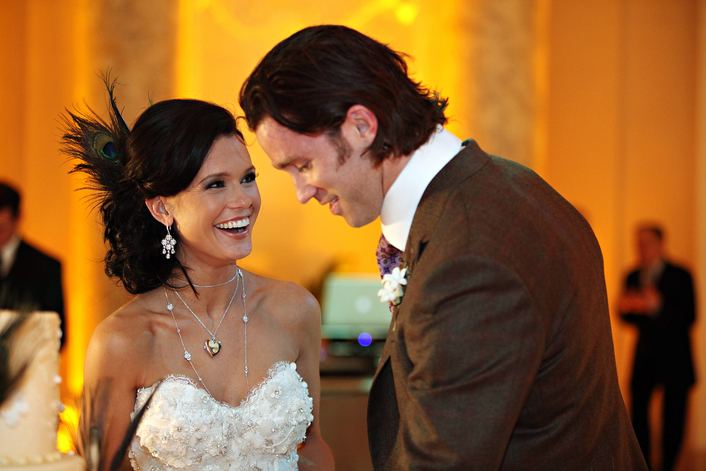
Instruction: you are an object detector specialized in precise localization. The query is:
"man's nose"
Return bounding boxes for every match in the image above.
[295,182,317,204]
[289,173,316,204]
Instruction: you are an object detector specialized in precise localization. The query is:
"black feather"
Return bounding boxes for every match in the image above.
[0,313,31,405]
[61,76,130,210]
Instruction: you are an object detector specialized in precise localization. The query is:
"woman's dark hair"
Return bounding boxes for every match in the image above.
[63,83,241,294]
[239,24,448,164]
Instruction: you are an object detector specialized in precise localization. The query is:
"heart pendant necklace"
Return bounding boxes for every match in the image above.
[172,270,239,358]
[205,337,221,356]
[165,268,250,392]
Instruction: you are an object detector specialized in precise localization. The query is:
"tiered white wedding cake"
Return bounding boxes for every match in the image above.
[0,311,84,470]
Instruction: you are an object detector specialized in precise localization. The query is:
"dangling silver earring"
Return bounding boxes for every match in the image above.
[161,225,177,259]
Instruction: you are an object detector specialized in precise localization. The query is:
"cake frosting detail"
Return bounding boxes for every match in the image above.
[0,311,84,470]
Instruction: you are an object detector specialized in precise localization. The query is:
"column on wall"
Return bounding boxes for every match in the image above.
[456,0,541,167]
[65,0,179,395]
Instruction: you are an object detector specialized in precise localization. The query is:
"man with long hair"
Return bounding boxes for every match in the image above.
[241,25,646,470]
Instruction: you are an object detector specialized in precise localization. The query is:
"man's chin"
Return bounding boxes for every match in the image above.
[342,212,378,228]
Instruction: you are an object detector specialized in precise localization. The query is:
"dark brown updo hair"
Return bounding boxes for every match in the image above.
[64,86,242,294]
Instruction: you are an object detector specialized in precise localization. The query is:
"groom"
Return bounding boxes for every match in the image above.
[241,25,646,470]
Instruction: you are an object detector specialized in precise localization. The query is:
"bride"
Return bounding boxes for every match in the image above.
[64,84,334,470]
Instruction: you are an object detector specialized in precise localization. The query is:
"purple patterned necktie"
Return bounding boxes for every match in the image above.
[376,234,403,278]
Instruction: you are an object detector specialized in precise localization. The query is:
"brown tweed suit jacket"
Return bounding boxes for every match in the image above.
[367,141,646,470]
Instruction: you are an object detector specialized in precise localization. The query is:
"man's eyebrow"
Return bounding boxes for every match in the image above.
[273,156,297,170]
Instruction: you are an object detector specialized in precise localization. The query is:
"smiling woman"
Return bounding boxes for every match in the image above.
[146,134,261,270]
[62,82,334,470]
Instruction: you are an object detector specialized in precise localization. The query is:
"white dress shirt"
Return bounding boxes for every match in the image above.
[1,234,20,277]
[380,127,463,251]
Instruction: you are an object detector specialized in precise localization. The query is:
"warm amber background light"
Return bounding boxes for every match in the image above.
[58,404,80,453]
[1,0,704,466]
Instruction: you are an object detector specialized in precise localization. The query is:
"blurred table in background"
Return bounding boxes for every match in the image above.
[320,375,374,471]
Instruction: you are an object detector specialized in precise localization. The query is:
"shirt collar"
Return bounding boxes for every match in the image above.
[380,127,462,251]
[1,234,20,277]
[640,258,666,286]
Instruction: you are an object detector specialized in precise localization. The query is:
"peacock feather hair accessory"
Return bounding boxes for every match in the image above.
[62,76,130,199]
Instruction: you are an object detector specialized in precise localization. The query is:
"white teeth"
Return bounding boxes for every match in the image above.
[216,217,250,229]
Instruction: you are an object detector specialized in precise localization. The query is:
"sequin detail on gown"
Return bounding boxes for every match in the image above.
[129,361,313,470]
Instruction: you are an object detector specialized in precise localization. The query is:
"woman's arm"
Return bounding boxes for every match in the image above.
[81,314,141,471]
[293,290,335,471]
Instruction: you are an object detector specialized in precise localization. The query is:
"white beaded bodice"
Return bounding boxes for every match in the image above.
[129,361,313,470]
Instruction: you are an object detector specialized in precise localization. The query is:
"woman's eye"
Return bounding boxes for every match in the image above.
[206,180,225,189]
[296,162,311,173]
[241,171,258,184]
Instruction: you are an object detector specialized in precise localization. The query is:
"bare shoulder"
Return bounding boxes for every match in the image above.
[84,295,157,383]
[247,272,320,332]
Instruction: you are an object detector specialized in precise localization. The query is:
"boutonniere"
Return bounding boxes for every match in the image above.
[378,266,409,307]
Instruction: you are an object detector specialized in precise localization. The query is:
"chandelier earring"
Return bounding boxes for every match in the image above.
[161,224,177,259]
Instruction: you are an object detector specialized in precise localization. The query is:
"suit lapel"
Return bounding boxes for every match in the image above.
[404,140,490,275]
[371,141,490,383]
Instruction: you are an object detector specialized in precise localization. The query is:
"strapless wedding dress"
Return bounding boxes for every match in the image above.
[129,361,313,470]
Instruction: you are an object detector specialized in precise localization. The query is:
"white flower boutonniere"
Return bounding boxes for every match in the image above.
[378,266,408,307]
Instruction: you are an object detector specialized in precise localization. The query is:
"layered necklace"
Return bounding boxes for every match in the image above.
[172,276,238,357]
[191,269,239,289]
[164,268,249,392]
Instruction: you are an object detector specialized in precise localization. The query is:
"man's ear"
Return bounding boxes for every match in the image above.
[344,104,378,145]
[145,197,173,227]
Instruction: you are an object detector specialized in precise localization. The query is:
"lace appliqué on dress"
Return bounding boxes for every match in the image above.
[128,361,313,470]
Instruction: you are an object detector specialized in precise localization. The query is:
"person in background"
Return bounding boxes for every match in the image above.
[0,181,65,349]
[619,224,696,471]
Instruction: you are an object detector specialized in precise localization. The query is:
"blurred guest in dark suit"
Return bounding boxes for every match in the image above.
[0,181,65,349]
[619,223,696,471]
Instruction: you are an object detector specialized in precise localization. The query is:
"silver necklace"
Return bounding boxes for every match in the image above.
[172,274,238,357]
[164,268,250,390]
[191,268,238,288]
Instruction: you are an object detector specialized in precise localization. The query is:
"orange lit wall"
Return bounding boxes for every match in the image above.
[696,0,706,462]
[545,0,703,464]
[0,0,88,397]
[545,0,698,375]
[1,0,704,464]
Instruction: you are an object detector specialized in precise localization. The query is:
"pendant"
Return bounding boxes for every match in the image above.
[204,337,222,357]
